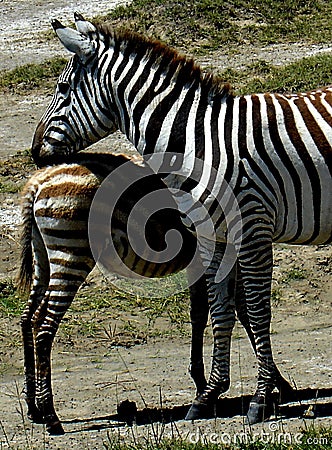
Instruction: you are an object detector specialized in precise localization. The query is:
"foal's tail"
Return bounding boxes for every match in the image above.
[17,181,36,294]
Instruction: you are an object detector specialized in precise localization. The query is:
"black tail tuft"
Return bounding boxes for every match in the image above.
[16,186,35,295]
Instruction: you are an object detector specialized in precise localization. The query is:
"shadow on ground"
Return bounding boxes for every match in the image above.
[62,387,332,434]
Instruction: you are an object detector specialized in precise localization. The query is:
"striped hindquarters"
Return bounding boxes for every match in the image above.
[30,164,98,287]
[219,87,332,245]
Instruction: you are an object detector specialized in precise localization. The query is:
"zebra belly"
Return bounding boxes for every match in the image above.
[273,223,332,245]
[272,187,332,245]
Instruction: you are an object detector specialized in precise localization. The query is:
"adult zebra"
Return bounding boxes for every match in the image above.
[19,151,290,434]
[32,14,332,427]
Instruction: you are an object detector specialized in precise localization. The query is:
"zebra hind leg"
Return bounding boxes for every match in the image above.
[234,265,294,406]
[238,237,281,424]
[32,244,93,435]
[21,288,47,424]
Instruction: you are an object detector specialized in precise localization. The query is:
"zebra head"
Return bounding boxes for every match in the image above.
[32,13,118,167]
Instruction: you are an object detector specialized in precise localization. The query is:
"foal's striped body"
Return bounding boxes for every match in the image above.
[19,151,197,433]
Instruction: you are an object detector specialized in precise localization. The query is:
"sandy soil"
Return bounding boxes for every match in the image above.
[0,2,331,448]
[0,0,130,72]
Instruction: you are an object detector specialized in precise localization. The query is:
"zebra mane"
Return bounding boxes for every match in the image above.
[97,23,231,99]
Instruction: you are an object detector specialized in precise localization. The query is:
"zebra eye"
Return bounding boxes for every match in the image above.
[57,82,70,95]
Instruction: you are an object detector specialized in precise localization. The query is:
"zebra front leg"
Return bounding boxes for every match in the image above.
[187,272,209,395]
[186,243,236,419]
[235,265,294,404]
[238,237,279,424]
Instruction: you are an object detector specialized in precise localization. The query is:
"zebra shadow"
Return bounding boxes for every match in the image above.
[63,387,332,434]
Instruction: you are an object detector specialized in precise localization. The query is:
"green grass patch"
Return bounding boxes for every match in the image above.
[0,57,67,93]
[220,54,332,94]
[282,267,308,283]
[271,287,283,305]
[59,314,101,339]
[0,180,21,194]
[0,279,25,317]
[98,0,332,53]
[74,278,191,331]
[67,276,191,342]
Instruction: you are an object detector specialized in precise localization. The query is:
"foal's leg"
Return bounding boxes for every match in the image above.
[33,259,93,435]
[20,230,49,423]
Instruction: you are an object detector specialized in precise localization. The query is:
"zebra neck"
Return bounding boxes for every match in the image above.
[106,44,228,159]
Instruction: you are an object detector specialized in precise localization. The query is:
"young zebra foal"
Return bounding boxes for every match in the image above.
[19,151,200,434]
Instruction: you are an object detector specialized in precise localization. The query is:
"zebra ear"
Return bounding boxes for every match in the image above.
[74,12,97,36]
[52,19,96,63]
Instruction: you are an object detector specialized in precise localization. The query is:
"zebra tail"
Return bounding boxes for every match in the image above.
[17,182,35,295]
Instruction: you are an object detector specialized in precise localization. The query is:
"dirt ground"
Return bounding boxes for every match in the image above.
[0,2,331,448]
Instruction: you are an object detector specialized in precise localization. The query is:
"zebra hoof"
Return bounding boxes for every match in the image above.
[247,400,273,425]
[46,421,65,435]
[189,366,207,396]
[277,377,295,403]
[185,401,216,421]
[27,405,45,424]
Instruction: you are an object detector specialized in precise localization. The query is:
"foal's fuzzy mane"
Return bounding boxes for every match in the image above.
[97,23,231,99]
